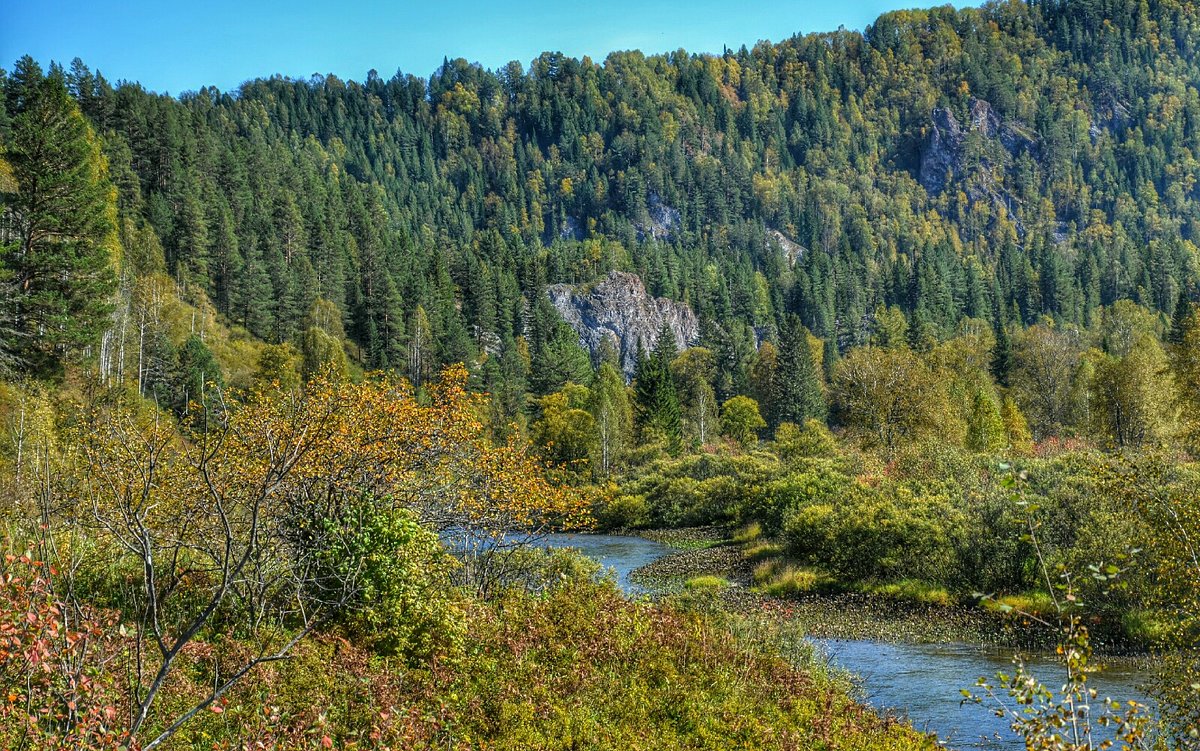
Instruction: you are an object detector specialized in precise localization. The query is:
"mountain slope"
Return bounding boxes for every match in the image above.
[33,0,1200,401]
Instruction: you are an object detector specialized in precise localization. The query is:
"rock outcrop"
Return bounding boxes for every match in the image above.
[636,192,681,241]
[767,229,806,265]
[919,98,1039,208]
[548,271,699,378]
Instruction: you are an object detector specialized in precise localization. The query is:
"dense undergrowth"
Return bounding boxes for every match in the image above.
[597,435,1197,652]
[0,541,936,751]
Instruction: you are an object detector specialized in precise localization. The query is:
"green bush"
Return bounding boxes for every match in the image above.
[596,493,651,529]
[746,465,853,533]
[782,484,965,585]
[318,498,463,660]
[773,419,839,461]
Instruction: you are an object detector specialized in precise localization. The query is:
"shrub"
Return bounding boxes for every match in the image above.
[773,419,838,461]
[596,492,651,529]
[782,484,965,585]
[319,498,463,660]
[746,465,852,533]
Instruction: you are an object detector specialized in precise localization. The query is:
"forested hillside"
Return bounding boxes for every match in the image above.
[5,0,1199,408]
[3,0,1200,747]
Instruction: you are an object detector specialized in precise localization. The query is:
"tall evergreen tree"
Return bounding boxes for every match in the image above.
[173,334,224,415]
[2,57,116,373]
[1169,289,1194,347]
[991,317,1013,388]
[633,324,682,447]
[771,314,825,427]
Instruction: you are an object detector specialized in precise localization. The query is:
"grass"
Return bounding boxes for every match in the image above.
[1120,609,1169,647]
[861,580,955,608]
[731,522,762,544]
[982,591,1056,617]
[742,541,784,561]
[752,560,837,597]
[685,574,731,589]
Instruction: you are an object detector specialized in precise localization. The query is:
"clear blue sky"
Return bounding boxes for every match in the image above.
[4,1,956,95]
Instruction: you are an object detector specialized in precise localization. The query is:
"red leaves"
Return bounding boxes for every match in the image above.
[0,554,130,750]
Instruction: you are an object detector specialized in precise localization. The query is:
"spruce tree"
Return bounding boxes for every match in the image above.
[1169,289,1193,347]
[771,314,825,427]
[992,317,1013,388]
[174,335,224,415]
[633,325,682,447]
[529,295,590,394]
[2,57,117,374]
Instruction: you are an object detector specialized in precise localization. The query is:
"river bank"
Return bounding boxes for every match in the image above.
[543,529,1154,749]
[627,526,1156,663]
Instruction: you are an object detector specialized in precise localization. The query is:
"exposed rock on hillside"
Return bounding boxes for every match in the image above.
[767,230,806,265]
[919,98,1039,217]
[636,193,681,241]
[548,271,699,378]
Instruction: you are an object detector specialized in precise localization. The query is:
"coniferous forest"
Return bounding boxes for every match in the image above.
[3,0,1200,748]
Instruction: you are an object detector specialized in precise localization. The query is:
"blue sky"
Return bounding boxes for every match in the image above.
[5,1,956,95]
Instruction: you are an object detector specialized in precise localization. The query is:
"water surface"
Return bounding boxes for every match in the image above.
[815,638,1150,749]
[532,531,674,594]
[535,532,1154,749]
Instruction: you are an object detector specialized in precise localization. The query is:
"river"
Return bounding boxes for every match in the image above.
[535,531,1153,750]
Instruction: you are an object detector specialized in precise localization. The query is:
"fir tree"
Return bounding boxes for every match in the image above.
[2,57,117,374]
[771,314,825,427]
[633,325,682,448]
[174,334,223,415]
[992,318,1013,388]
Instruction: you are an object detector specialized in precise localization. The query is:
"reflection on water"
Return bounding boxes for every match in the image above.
[534,532,1154,750]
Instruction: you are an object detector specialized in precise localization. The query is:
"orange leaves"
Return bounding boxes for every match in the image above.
[226,365,589,537]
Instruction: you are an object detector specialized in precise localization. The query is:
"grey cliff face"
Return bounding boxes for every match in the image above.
[919,98,1039,210]
[547,271,699,378]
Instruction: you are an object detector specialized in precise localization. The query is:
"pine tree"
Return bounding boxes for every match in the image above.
[633,325,682,448]
[2,57,117,374]
[991,317,1013,388]
[771,314,825,427]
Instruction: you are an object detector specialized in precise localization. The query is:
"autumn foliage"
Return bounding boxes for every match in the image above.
[0,554,127,751]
